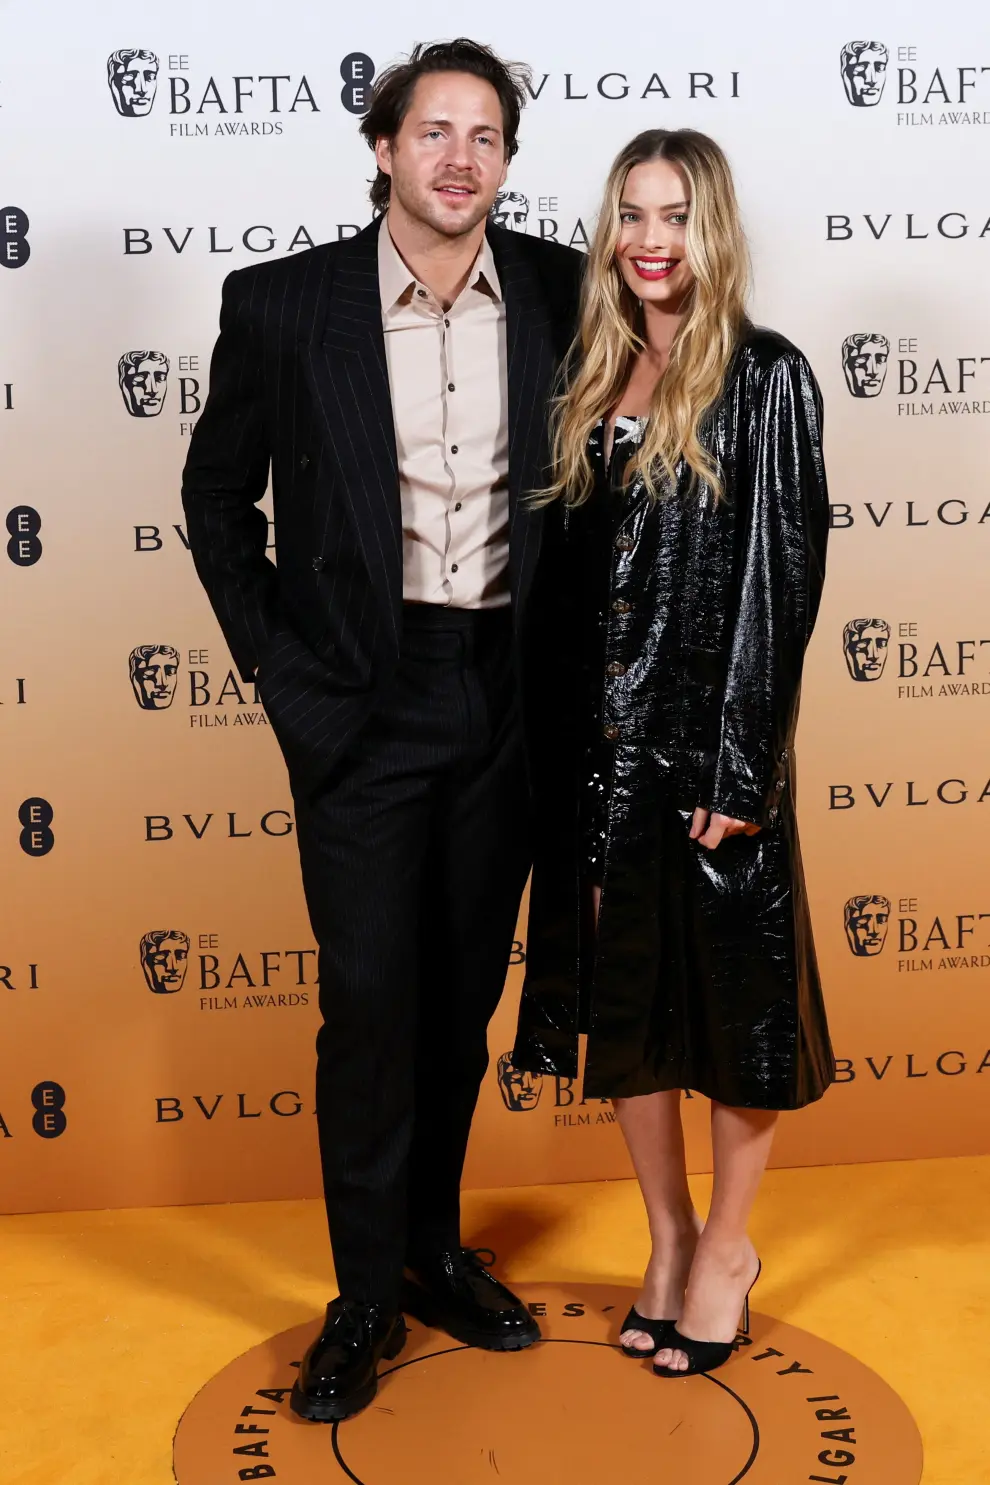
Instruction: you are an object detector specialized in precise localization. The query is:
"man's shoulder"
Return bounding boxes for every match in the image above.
[224,239,339,295]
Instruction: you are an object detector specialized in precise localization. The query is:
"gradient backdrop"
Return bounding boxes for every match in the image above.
[3,0,989,1213]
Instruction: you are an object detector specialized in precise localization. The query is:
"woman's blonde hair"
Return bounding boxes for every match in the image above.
[543,128,749,506]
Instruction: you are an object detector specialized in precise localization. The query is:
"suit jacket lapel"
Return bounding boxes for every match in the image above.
[488,225,558,621]
[304,217,402,646]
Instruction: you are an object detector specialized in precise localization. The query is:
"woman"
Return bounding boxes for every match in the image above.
[515,129,835,1378]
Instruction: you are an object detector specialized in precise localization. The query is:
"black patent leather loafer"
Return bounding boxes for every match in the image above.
[402,1247,540,1351]
[290,1298,407,1422]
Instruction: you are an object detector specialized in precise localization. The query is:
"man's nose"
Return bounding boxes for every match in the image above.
[444,138,476,172]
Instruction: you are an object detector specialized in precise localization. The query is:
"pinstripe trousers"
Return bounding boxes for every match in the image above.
[293,603,530,1309]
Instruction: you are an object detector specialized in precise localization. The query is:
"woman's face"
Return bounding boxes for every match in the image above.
[615,158,694,309]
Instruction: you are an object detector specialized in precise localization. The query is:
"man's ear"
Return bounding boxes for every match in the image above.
[375,136,393,179]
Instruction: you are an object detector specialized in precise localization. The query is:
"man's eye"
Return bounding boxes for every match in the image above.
[477,135,494,147]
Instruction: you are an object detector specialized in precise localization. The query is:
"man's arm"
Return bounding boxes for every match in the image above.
[181,268,278,684]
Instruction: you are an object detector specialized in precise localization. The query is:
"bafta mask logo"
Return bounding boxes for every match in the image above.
[843,618,890,682]
[491,190,530,233]
[842,333,890,398]
[844,895,891,957]
[496,1052,543,1111]
[107,49,160,117]
[129,644,180,710]
[840,41,888,107]
[119,351,169,417]
[140,930,190,993]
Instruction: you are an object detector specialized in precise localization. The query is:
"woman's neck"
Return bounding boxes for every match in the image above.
[641,298,684,367]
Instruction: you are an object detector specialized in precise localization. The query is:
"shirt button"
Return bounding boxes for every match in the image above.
[612,599,632,615]
[603,724,620,741]
[451,445,459,455]
[448,382,455,392]
[606,662,627,677]
[451,563,459,573]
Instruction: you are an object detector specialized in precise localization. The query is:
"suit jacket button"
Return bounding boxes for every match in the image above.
[300,454,310,469]
[603,723,620,741]
[312,556,324,572]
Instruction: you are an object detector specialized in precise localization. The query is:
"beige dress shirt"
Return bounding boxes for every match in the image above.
[378,219,511,609]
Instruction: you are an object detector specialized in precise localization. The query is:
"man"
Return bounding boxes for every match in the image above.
[182,38,583,1422]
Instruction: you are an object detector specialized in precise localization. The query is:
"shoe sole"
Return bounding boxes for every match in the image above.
[289,1321,408,1423]
[400,1281,540,1352]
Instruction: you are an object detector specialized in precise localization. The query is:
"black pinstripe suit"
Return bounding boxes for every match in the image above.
[182,217,583,1305]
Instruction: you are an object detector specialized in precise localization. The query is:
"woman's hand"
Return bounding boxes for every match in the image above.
[690,808,761,850]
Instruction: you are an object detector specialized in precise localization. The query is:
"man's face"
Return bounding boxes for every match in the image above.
[844,623,889,681]
[845,899,890,957]
[492,197,528,232]
[122,357,168,417]
[377,72,509,239]
[111,55,159,117]
[131,649,179,709]
[842,46,888,107]
[142,934,190,993]
[843,338,888,397]
[497,1055,543,1111]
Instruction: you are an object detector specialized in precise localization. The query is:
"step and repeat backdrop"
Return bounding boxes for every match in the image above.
[3,0,989,1213]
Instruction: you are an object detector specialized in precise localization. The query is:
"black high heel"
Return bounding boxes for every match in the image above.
[653,1259,761,1379]
[618,1307,676,1358]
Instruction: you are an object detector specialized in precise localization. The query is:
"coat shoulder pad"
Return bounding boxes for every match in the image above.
[736,323,812,379]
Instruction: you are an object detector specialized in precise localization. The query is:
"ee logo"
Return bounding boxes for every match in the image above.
[7,506,42,566]
[340,53,374,114]
[19,798,54,856]
[32,1081,67,1139]
[1,207,30,268]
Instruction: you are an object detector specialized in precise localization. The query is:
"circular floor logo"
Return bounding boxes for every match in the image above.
[173,1282,922,1485]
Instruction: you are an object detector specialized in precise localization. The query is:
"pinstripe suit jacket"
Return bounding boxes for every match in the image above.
[182,216,583,788]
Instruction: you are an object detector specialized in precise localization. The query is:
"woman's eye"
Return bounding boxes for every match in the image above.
[620,212,639,224]
[671,213,689,226]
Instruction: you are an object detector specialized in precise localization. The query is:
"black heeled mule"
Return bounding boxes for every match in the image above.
[618,1306,676,1358]
[652,1260,761,1378]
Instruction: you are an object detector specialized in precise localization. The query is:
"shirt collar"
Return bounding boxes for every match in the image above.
[379,215,502,314]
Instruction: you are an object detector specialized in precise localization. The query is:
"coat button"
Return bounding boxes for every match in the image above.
[312,556,325,572]
[300,454,310,469]
[603,724,620,741]
[615,534,634,552]
[611,599,632,615]
[606,662,627,677]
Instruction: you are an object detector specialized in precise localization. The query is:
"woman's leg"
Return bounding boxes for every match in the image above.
[655,1102,776,1370]
[614,1089,702,1349]
[589,887,700,1350]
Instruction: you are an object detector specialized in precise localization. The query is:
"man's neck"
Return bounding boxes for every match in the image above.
[385,200,487,310]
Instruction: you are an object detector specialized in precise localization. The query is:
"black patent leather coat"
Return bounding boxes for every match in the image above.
[514,325,835,1110]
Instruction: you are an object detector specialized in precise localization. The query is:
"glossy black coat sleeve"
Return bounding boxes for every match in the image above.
[708,351,829,825]
[181,269,277,684]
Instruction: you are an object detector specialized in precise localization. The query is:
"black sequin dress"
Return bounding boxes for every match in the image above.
[580,415,647,886]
